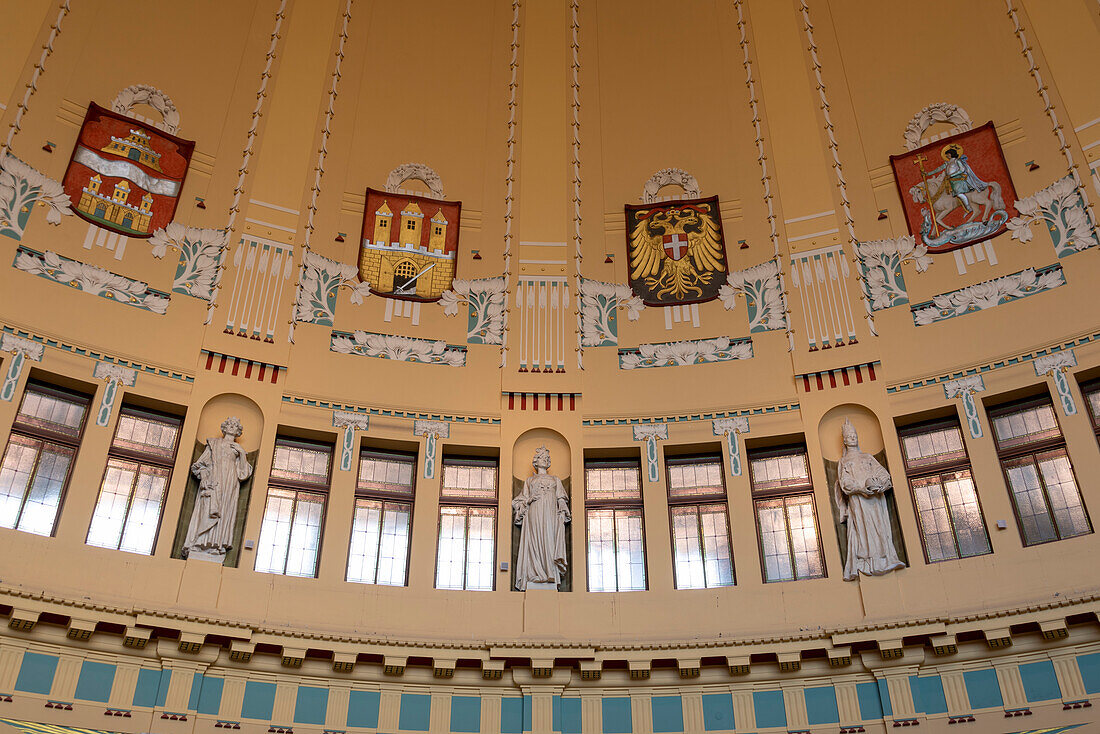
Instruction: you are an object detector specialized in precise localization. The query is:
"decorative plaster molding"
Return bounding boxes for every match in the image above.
[619,336,752,370]
[0,154,72,241]
[290,251,371,340]
[719,259,787,332]
[148,223,229,304]
[14,247,169,314]
[110,84,180,134]
[570,0,584,368]
[713,417,749,476]
[331,331,466,366]
[911,266,1064,326]
[93,361,137,428]
[1034,349,1078,417]
[385,163,444,199]
[577,278,643,347]
[439,277,507,345]
[854,235,932,311]
[332,410,369,472]
[1007,176,1099,257]
[1,2,70,155]
[0,334,44,402]
[413,420,449,479]
[640,168,700,204]
[944,375,986,439]
[632,424,668,482]
[500,0,520,369]
[902,103,973,151]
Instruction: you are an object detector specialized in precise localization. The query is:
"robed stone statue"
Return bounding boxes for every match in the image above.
[183,416,253,562]
[512,445,570,590]
[834,418,906,581]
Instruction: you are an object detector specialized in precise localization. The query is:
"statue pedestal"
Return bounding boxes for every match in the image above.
[187,549,227,564]
[526,582,558,591]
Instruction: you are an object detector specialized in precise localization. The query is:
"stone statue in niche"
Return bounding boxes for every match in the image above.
[512,445,570,590]
[183,416,254,563]
[834,418,906,581]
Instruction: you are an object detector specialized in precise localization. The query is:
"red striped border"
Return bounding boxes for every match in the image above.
[503,392,579,411]
[797,362,879,392]
[202,351,285,384]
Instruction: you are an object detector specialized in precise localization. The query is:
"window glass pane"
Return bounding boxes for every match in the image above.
[699,504,734,587]
[15,386,88,438]
[1003,456,1058,545]
[465,506,496,590]
[615,509,646,591]
[112,411,180,461]
[785,496,823,580]
[87,458,138,550]
[992,402,1062,450]
[756,498,793,582]
[376,501,411,585]
[436,506,469,589]
[941,470,991,558]
[284,491,324,577]
[586,508,617,592]
[348,498,383,583]
[900,424,967,471]
[0,434,42,529]
[441,459,498,501]
[671,505,705,589]
[118,464,168,554]
[270,442,331,485]
[16,441,73,535]
[910,475,958,562]
[667,458,724,499]
[1036,450,1091,539]
[1085,385,1100,428]
[749,451,810,493]
[358,452,416,497]
[255,488,298,573]
[584,464,642,502]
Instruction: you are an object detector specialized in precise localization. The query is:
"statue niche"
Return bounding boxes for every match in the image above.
[512,445,571,590]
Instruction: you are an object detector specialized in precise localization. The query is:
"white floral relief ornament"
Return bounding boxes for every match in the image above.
[0,154,72,241]
[912,266,1064,326]
[111,84,180,134]
[854,235,932,311]
[943,375,986,439]
[93,361,137,428]
[439,277,507,345]
[290,250,372,341]
[331,331,466,366]
[148,223,230,304]
[632,423,668,483]
[577,278,643,347]
[620,336,752,369]
[903,103,973,151]
[718,259,788,332]
[15,248,169,314]
[413,420,450,479]
[1006,175,1099,257]
[0,334,44,402]
[1033,349,1078,417]
[332,410,370,472]
[712,417,750,476]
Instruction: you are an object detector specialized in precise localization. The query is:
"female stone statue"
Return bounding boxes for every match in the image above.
[512,445,571,590]
[183,416,253,561]
[834,418,905,581]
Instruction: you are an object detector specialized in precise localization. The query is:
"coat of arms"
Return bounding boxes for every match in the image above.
[625,195,727,306]
[890,121,1018,253]
[359,188,460,301]
[63,103,194,238]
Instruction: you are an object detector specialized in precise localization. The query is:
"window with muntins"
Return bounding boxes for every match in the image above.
[1083,379,1100,441]
[435,457,497,591]
[86,406,182,554]
[989,396,1091,546]
[666,455,734,589]
[255,437,332,577]
[584,459,646,592]
[347,448,416,586]
[748,446,825,583]
[0,381,91,536]
[898,419,991,563]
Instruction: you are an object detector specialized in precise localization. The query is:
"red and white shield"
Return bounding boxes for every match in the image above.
[663,233,689,260]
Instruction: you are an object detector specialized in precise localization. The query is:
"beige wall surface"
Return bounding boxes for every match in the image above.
[0,0,1099,731]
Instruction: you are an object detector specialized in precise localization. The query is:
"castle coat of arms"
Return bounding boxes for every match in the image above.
[359,188,460,301]
[63,103,194,238]
[625,195,728,306]
[890,121,1018,253]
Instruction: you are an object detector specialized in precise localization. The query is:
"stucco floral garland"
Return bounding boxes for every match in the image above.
[911,265,1064,326]
[291,251,371,336]
[111,85,180,134]
[2,1,71,156]
[578,278,643,347]
[853,235,932,311]
[440,277,507,345]
[148,223,229,303]
[14,247,169,314]
[902,103,972,151]
[1006,176,1098,258]
[619,336,752,369]
[331,330,466,366]
[719,259,787,332]
[0,154,72,240]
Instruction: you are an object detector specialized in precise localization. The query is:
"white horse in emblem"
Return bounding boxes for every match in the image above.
[909,171,1005,232]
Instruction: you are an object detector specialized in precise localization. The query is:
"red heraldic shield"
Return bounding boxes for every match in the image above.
[63,103,194,238]
[625,195,728,306]
[890,121,1018,254]
[359,187,461,302]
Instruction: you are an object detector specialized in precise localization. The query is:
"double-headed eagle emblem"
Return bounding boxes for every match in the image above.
[625,196,728,305]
